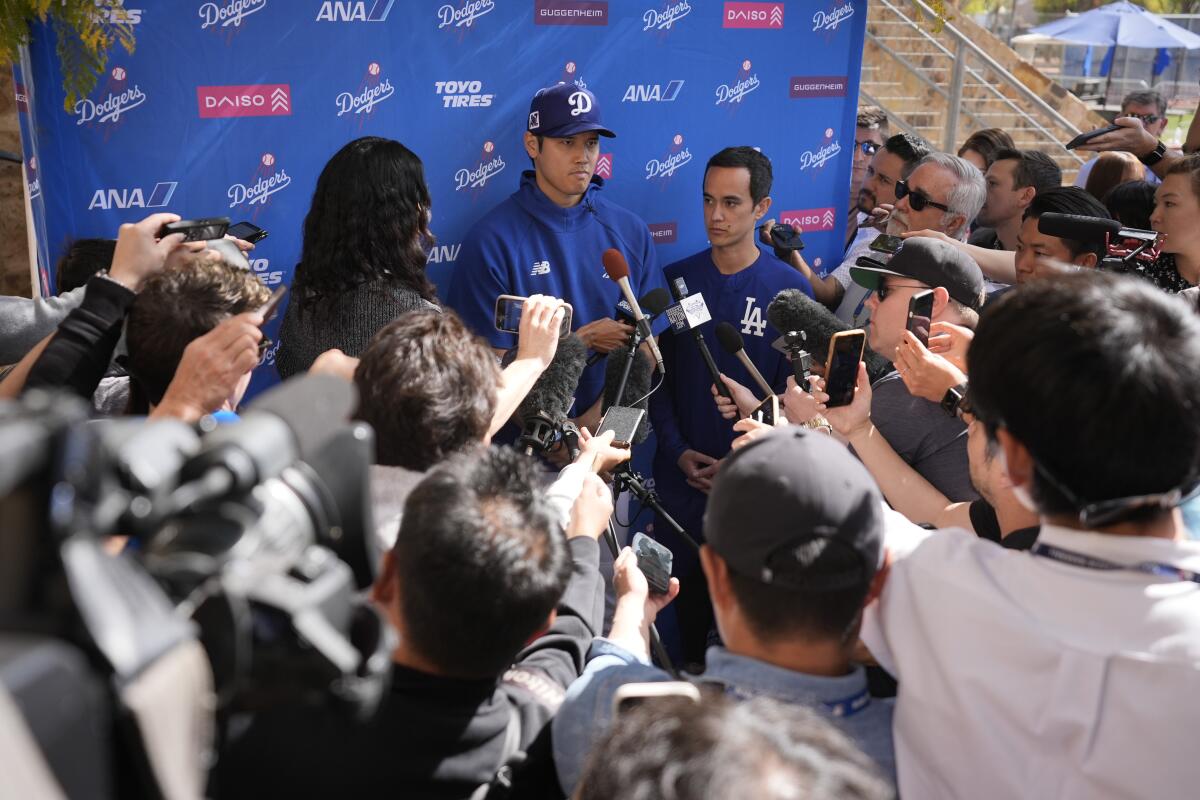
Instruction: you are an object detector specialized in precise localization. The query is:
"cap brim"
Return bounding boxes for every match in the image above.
[537,121,616,138]
[850,258,904,291]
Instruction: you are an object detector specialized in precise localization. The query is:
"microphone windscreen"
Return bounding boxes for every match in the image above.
[640,287,672,317]
[515,334,588,424]
[601,248,630,282]
[602,347,652,444]
[715,321,744,355]
[768,289,892,384]
[1037,213,1119,244]
[248,373,357,462]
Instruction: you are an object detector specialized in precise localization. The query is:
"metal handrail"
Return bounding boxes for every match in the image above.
[864,31,984,131]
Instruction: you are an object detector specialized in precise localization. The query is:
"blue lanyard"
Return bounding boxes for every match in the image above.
[1031,542,1200,584]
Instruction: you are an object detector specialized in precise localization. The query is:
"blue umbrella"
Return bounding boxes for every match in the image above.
[1029,1,1200,50]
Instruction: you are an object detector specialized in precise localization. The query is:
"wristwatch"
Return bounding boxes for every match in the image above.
[941,382,969,419]
[1139,140,1167,167]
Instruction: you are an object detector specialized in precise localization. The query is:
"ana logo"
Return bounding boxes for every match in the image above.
[438,0,494,29]
[427,242,461,264]
[623,80,684,103]
[648,222,678,244]
[199,0,267,29]
[715,60,760,107]
[535,0,608,26]
[338,64,395,117]
[74,66,146,127]
[643,1,690,31]
[228,153,291,211]
[646,133,693,182]
[779,208,836,232]
[799,130,842,172]
[530,260,551,277]
[435,80,494,108]
[88,181,177,211]
[568,90,592,117]
[249,257,283,286]
[456,140,507,193]
[316,0,394,21]
[740,297,767,337]
[813,2,853,32]
[789,76,847,98]
[595,153,613,179]
[93,3,144,24]
[198,85,291,118]
[723,2,783,28]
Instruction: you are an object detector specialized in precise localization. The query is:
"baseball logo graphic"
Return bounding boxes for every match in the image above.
[483,141,494,153]
[742,60,751,72]
[368,62,380,76]
[111,67,126,81]
[262,153,275,166]
[565,61,576,74]
[673,134,683,146]
[825,127,834,138]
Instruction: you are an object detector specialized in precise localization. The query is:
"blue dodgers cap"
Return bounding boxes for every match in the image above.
[527,83,615,139]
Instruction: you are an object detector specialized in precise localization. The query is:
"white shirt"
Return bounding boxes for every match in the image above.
[863,511,1200,799]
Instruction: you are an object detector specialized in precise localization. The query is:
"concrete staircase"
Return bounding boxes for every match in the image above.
[861,0,1109,182]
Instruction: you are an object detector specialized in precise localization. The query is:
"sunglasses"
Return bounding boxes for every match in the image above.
[1125,112,1163,125]
[855,140,880,157]
[876,281,928,301]
[895,180,951,213]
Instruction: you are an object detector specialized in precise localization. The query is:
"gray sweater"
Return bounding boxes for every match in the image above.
[275,281,438,379]
[0,286,86,364]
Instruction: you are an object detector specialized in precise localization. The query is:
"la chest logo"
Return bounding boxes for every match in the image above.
[740,297,766,337]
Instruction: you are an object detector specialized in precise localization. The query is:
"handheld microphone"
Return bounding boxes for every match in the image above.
[603,249,664,373]
[515,334,587,456]
[767,289,892,385]
[669,278,732,399]
[715,322,773,400]
[1037,213,1156,244]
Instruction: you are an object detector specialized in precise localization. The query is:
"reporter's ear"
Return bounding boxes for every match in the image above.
[931,285,952,320]
[1075,251,1100,270]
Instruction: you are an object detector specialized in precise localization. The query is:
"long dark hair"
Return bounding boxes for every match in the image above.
[293,137,436,309]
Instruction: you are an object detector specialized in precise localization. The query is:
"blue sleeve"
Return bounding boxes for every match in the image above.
[551,638,671,795]
[442,230,514,350]
[648,329,690,466]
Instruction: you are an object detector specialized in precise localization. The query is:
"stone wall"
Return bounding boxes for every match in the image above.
[0,68,30,297]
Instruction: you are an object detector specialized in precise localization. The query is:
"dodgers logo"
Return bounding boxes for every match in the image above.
[799,129,842,172]
[74,66,146,128]
[25,157,40,201]
[437,0,494,29]
[740,297,766,337]
[560,61,587,90]
[646,134,693,183]
[337,63,395,119]
[456,140,506,193]
[228,153,291,214]
[715,60,759,107]
[813,2,854,32]
[199,0,266,29]
[643,0,690,31]
[568,90,592,117]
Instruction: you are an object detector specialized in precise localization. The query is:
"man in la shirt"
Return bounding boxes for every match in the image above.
[445,84,666,433]
[648,146,813,664]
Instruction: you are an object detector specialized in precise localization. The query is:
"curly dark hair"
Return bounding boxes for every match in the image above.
[292,137,436,310]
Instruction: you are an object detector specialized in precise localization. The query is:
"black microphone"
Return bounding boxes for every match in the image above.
[602,344,652,444]
[767,289,892,385]
[515,334,588,455]
[714,322,773,400]
[592,288,671,367]
[1038,212,1156,244]
[669,277,732,399]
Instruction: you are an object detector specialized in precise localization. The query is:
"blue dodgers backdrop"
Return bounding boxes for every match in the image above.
[16,0,865,401]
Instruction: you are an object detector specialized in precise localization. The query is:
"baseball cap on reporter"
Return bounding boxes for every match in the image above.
[851,237,985,311]
[527,83,616,139]
[704,428,884,593]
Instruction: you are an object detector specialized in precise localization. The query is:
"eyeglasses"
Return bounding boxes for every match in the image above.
[855,140,880,157]
[1125,112,1163,126]
[876,281,928,301]
[895,180,951,213]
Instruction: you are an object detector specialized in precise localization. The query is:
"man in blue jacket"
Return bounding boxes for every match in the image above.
[445,83,666,433]
[648,146,813,664]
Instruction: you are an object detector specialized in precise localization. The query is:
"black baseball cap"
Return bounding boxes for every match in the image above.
[527,83,615,139]
[704,428,883,592]
[850,236,985,310]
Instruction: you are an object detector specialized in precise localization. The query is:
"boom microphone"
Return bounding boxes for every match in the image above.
[1038,213,1156,244]
[602,249,665,373]
[767,289,891,384]
[515,334,587,455]
[715,322,774,400]
[602,346,652,445]
[669,277,732,399]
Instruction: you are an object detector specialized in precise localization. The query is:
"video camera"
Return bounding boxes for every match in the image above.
[0,376,392,798]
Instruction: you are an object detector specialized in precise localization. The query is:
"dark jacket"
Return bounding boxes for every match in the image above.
[275,281,438,378]
[212,537,604,800]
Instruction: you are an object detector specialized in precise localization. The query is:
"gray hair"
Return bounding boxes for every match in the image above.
[1123,90,1166,117]
[917,152,986,241]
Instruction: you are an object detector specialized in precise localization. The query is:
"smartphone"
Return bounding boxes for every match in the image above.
[748,394,779,426]
[158,216,230,242]
[494,295,573,338]
[631,532,673,595]
[257,285,288,325]
[906,289,935,347]
[869,234,903,255]
[769,224,805,251]
[823,329,866,408]
[227,220,269,244]
[1064,124,1122,150]
[598,405,645,448]
[612,681,700,716]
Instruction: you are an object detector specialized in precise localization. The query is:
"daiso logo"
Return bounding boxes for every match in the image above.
[723,1,783,28]
[779,207,836,232]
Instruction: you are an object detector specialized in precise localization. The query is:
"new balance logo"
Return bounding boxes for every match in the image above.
[530,260,551,276]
